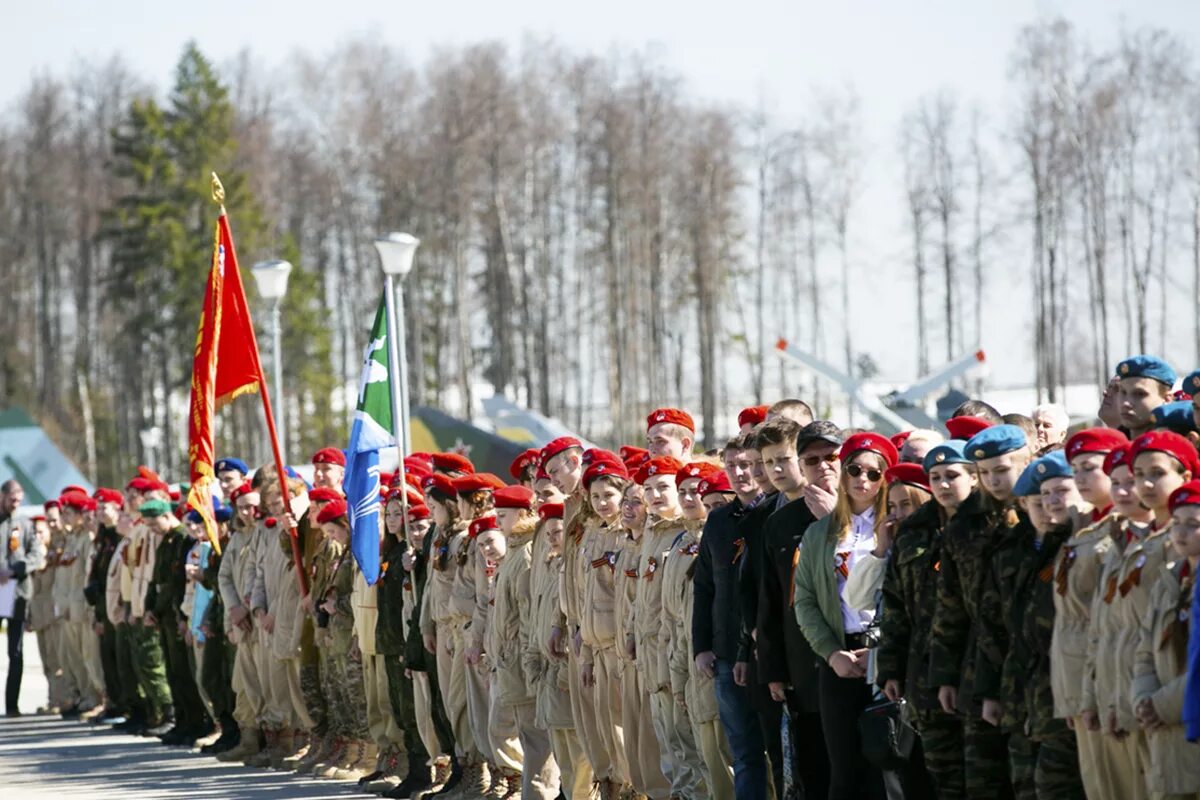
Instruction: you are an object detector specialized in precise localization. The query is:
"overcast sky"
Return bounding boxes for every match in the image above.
[7,1,1199,393]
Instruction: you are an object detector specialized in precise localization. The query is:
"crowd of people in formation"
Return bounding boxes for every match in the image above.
[5,351,1200,800]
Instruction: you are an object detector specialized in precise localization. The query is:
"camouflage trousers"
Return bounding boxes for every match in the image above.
[963,715,1014,800]
[113,622,146,719]
[129,620,171,723]
[299,618,327,734]
[200,634,235,722]
[327,631,369,739]
[1032,723,1085,800]
[1007,729,1037,800]
[384,654,425,761]
[915,706,965,800]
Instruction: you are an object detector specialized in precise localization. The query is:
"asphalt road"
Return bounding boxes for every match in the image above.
[0,625,362,799]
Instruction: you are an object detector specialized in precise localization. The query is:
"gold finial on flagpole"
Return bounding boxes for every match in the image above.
[211,172,226,213]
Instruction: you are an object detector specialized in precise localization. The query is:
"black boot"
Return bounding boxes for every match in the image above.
[205,718,241,754]
[384,754,435,799]
[421,757,462,797]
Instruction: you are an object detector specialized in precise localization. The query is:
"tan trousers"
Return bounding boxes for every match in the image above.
[231,634,265,731]
[591,646,629,783]
[37,625,66,707]
[465,652,492,764]
[663,693,707,798]
[444,621,481,760]
[80,621,105,702]
[486,682,524,775]
[364,653,402,750]
[551,726,593,800]
[413,671,446,763]
[620,659,671,799]
[649,686,682,791]
[692,716,734,800]
[58,618,88,705]
[255,635,290,729]
[570,645,610,780]
[514,700,560,798]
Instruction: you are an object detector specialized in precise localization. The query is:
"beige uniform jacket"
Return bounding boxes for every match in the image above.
[662,523,701,701]
[1131,559,1200,795]
[632,517,687,691]
[489,526,535,705]
[128,523,160,620]
[579,519,621,665]
[219,527,260,645]
[1083,517,1134,717]
[524,541,574,729]
[256,529,305,660]
[52,528,84,622]
[104,538,128,625]
[1050,515,1115,718]
[352,563,380,656]
[614,531,642,665]
[422,522,467,634]
[448,528,479,624]
[29,557,57,631]
[1110,523,1171,731]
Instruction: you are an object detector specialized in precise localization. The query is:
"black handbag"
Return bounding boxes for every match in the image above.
[858,696,917,771]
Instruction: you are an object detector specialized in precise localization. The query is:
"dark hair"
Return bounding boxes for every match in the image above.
[753,418,802,450]
[0,479,20,494]
[952,400,1003,424]
[768,399,815,425]
[723,435,745,453]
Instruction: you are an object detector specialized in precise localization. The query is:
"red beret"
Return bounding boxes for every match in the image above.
[582,448,620,468]
[619,445,649,463]
[385,486,424,508]
[432,452,475,474]
[945,416,993,441]
[125,477,153,493]
[404,472,424,492]
[534,464,550,482]
[229,482,258,503]
[538,502,564,521]
[468,515,500,539]
[540,437,582,466]
[316,498,348,525]
[1168,480,1200,514]
[380,471,396,488]
[148,479,170,494]
[308,487,342,503]
[623,451,650,473]
[452,473,506,495]
[168,488,182,502]
[884,463,932,493]
[409,452,435,465]
[407,504,431,521]
[509,449,541,480]
[890,431,913,451]
[422,473,457,499]
[1065,428,1129,462]
[647,407,695,434]
[93,488,124,506]
[1130,430,1199,475]
[840,432,900,469]
[583,460,630,490]
[738,405,770,429]
[634,456,685,485]
[697,472,734,497]
[403,456,434,479]
[1103,445,1133,476]
[312,447,346,467]
[494,485,535,510]
[43,499,60,511]
[675,462,720,488]
[60,492,93,511]
[61,484,89,497]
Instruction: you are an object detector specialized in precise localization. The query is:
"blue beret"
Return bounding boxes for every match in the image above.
[1116,355,1176,387]
[184,509,202,524]
[185,496,234,525]
[1013,462,1043,498]
[923,440,971,472]
[214,504,233,523]
[1151,401,1198,434]
[215,458,249,475]
[1185,371,1200,397]
[965,425,1028,462]
[1015,451,1073,497]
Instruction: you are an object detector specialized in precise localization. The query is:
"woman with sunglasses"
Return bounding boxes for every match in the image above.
[793,432,898,800]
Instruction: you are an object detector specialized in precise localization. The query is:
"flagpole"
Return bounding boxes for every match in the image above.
[383,275,408,493]
[212,173,308,597]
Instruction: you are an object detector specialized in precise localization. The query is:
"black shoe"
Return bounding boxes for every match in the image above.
[419,758,460,797]
[146,720,174,737]
[157,725,183,741]
[4,709,21,718]
[60,705,81,720]
[383,757,434,799]
[205,728,240,755]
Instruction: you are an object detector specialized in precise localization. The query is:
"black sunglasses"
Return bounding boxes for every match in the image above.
[801,453,839,468]
[846,463,883,482]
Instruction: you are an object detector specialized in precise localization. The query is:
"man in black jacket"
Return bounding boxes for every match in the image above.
[756,419,843,799]
[693,434,770,798]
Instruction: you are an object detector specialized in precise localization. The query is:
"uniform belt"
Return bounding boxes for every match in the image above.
[844,632,868,650]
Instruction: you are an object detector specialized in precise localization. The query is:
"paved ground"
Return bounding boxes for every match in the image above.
[0,624,362,799]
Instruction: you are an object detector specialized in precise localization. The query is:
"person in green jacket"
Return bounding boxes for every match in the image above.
[793,431,898,800]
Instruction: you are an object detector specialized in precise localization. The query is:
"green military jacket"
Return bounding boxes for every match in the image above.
[404,525,434,670]
[375,537,408,656]
[877,500,946,709]
[928,491,1005,712]
[1010,524,1072,739]
[147,525,189,623]
[974,508,1035,709]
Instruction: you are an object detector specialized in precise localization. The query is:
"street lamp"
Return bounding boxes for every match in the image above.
[251,259,293,460]
[373,233,420,467]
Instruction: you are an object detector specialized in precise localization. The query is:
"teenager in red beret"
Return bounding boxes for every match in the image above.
[432,452,475,476]
[646,409,695,460]
[509,449,541,487]
[633,454,692,795]
[738,405,769,433]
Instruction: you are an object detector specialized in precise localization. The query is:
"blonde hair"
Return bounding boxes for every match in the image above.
[831,451,889,544]
[461,489,494,519]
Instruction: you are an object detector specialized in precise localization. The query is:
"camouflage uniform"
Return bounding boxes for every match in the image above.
[328,542,369,741]
[877,500,965,799]
[298,520,327,737]
[928,492,1013,800]
[975,509,1037,799]
[147,525,207,733]
[308,535,341,747]
[377,536,424,763]
[1005,525,1084,800]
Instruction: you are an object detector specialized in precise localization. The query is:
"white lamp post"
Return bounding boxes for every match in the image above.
[251,259,293,460]
[372,233,419,467]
